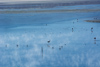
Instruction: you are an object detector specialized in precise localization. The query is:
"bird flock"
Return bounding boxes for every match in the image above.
[3,18,99,58]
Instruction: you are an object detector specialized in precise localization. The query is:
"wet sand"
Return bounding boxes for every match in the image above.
[85,20,100,23]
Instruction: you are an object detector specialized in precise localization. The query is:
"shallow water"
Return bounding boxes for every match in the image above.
[0,4,100,67]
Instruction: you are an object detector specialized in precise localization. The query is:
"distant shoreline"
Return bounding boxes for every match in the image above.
[0,1,100,9]
[0,9,100,14]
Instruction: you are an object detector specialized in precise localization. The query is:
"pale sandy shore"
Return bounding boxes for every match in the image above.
[0,9,100,14]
